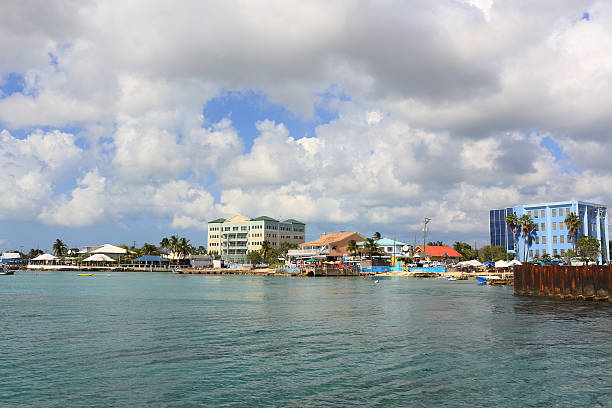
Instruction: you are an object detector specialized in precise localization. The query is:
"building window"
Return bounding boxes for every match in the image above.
[552,209,557,217]
[553,236,557,244]
[552,222,556,230]
[541,210,545,218]
[553,249,558,256]
[559,222,564,230]
[535,236,539,244]
[560,235,564,244]
[542,236,547,244]
[534,211,538,218]
[535,249,539,257]
[529,250,534,258]
[527,211,531,217]
[541,223,545,231]
[561,249,565,255]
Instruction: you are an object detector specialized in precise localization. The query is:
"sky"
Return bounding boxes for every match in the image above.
[1,0,612,253]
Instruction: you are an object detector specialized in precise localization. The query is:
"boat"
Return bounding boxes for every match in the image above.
[476,275,501,284]
[78,273,93,276]
[0,264,15,275]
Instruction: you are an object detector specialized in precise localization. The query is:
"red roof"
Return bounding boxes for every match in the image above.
[415,245,461,258]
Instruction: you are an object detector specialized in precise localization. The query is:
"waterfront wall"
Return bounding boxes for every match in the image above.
[514,263,611,301]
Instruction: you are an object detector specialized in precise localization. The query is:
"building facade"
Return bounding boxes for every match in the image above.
[207,215,306,263]
[490,201,609,263]
[489,208,516,252]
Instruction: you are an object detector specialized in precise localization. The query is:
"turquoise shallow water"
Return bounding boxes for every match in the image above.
[1,272,611,407]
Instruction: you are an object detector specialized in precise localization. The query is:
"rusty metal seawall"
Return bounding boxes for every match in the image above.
[514,263,611,302]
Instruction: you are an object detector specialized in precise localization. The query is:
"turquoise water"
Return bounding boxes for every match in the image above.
[1,272,611,407]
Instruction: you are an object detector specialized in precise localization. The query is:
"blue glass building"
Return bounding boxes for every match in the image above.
[490,201,609,263]
[489,208,516,252]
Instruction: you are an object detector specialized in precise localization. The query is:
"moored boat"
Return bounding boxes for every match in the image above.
[0,264,15,275]
[476,275,501,284]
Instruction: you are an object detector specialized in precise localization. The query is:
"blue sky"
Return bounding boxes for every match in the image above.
[1,1,611,253]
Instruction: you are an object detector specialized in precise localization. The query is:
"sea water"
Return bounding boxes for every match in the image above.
[1,271,610,407]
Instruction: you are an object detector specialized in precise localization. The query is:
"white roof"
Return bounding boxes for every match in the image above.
[1,252,21,259]
[83,253,115,262]
[91,244,127,255]
[32,253,59,261]
[508,259,522,266]
[466,259,483,267]
[495,260,509,268]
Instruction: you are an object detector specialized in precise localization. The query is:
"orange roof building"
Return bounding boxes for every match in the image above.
[414,245,462,260]
[300,232,365,257]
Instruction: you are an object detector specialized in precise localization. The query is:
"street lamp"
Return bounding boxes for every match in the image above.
[423,217,431,259]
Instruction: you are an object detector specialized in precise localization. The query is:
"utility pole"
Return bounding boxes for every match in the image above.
[423,218,431,259]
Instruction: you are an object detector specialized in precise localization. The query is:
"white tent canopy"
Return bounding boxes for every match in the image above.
[32,253,59,261]
[466,259,483,267]
[83,254,115,262]
[91,244,127,255]
[508,259,522,266]
[495,260,509,268]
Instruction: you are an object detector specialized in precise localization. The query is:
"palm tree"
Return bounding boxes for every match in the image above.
[505,213,519,256]
[52,239,68,258]
[141,243,159,255]
[260,241,272,262]
[363,238,380,260]
[518,214,534,262]
[159,237,169,254]
[346,240,358,257]
[178,237,191,259]
[373,232,382,241]
[565,212,583,253]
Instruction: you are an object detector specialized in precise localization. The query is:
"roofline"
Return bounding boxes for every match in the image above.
[517,200,607,208]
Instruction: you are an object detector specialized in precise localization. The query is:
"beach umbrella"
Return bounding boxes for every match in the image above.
[467,259,483,267]
[494,260,509,268]
[484,261,495,267]
[508,259,522,266]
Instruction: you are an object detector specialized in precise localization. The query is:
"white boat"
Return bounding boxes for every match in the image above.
[0,264,15,275]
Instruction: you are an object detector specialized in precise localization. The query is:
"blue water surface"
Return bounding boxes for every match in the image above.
[1,272,610,407]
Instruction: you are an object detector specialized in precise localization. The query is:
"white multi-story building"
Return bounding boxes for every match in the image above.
[207,215,306,263]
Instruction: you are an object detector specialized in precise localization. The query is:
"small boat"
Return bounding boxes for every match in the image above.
[476,275,500,284]
[78,273,93,276]
[0,265,15,275]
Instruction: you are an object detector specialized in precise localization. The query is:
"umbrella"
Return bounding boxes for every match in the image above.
[494,260,509,268]
[484,261,495,267]
[508,259,522,266]
[467,259,483,267]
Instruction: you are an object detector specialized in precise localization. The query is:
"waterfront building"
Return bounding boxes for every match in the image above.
[78,244,128,260]
[0,252,22,265]
[489,208,516,252]
[207,215,306,263]
[414,245,462,262]
[287,232,365,263]
[490,201,609,263]
[356,238,410,259]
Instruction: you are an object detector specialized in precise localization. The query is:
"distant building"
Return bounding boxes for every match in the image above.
[489,208,516,252]
[297,232,365,259]
[490,201,609,263]
[207,215,306,263]
[414,245,462,262]
[78,244,128,260]
[356,238,410,258]
[0,252,22,264]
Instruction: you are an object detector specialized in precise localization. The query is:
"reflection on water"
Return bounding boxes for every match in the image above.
[0,272,610,407]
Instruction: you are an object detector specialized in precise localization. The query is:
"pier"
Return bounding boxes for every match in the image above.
[514,263,611,302]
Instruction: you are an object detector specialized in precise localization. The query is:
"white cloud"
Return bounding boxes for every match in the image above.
[2,0,612,244]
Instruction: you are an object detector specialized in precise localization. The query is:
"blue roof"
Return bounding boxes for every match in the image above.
[133,255,169,262]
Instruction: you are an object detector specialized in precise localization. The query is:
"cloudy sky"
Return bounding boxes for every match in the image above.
[1,0,611,252]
